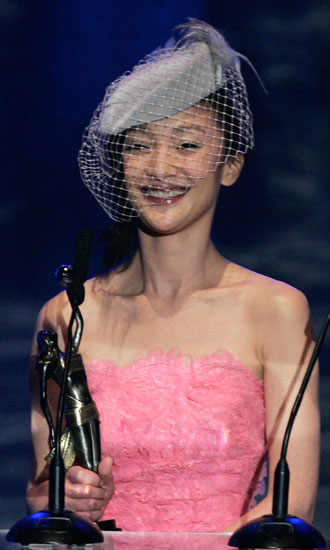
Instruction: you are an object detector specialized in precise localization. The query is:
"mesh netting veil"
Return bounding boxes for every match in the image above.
[78,19,254,222]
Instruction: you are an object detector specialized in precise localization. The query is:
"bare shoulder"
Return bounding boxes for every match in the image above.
[235,267,314,366]
[37,290,70,330]
[227,264,313,350]
[33,273,118,350]
[234,265,310,322]
[251,273,309,320]
[33,289,74,353]
[37,274,110,326]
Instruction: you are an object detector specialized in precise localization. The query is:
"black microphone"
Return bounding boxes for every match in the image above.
[50,229,95,513]
[67,228,94,307]
[229,312,329,550]
[6,228,103,546]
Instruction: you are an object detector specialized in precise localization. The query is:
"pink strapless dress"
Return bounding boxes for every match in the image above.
[86,351,267,532]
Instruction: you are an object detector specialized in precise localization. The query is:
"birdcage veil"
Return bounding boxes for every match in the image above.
[78,19,254,222]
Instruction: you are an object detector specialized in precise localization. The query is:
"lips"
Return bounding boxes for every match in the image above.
[141,184,189,204]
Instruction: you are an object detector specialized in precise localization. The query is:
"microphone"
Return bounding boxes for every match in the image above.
[228,312,329,550]
[66,227,94,307]
[7,229,104,545]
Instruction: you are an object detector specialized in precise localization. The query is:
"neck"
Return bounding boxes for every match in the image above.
[131,222,227,299]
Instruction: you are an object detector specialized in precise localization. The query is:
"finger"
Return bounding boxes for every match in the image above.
[65,488,105,522]
[65,480,105,501]
[98,457,114,488]
[65,494,103,513]
[98,459,114,517]
[98,456,113,480]
[65,502,103,523]
[66,465,102,487]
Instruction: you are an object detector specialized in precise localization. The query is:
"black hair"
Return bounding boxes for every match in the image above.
[98,130,139,273]
[99,219,138,273]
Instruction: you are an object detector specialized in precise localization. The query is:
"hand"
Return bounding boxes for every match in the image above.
[65,456,114,522]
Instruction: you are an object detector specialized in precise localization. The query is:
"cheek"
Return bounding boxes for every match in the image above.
[185,152,221,181]
[123,156,146,185]
[207,142,224,170]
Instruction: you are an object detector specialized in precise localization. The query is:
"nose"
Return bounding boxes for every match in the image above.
[145,146,176,180]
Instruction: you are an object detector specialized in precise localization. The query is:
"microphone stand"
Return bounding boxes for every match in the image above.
[229,312,330,550]
[7,229,103,545]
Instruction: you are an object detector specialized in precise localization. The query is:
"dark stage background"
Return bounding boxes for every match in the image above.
[1,0,329,534]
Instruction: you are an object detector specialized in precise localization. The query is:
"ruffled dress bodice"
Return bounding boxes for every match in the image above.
[87,351,267,532]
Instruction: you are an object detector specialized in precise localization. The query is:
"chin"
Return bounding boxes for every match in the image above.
[138,218,182,237]
[136,203,186,234]
[141,215,193,238]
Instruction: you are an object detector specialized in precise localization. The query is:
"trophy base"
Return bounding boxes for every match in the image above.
[6,509,104,545]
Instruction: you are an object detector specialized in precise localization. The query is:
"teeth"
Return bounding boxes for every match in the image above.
[145,188,186,199]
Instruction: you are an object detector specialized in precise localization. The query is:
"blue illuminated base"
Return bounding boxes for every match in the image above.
[228,514,326,549]
[6,509,104,545]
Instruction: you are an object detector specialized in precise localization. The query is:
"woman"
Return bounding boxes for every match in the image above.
[26,20,320,533]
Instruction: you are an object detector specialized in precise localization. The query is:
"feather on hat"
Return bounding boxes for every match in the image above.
[98,19,243,135]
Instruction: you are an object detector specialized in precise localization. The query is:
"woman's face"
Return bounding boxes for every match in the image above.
[122,104,226,233]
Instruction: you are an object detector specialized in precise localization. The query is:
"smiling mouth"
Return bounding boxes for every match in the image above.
[141,186,189,202]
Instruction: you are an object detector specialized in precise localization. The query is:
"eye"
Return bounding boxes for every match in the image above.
[124,142,150,153]
[177,142,202,151]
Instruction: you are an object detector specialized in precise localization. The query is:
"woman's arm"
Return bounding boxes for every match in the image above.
[222,283,320,533]
[26,297,114,522]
